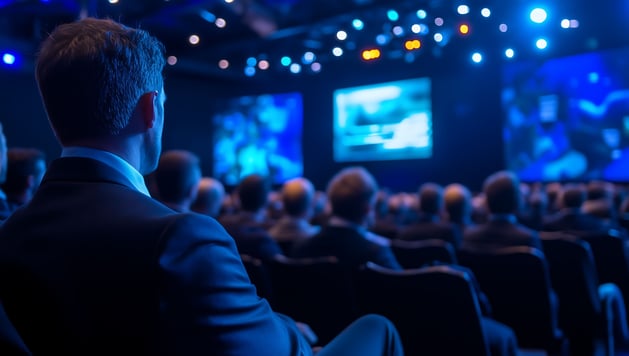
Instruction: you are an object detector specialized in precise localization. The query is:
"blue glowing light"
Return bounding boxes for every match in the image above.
[530,8,548,24]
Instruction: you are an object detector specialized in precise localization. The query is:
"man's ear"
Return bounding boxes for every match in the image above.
[138,91,158,129]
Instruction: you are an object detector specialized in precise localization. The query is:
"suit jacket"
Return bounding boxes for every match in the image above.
[462,216,542,252]
[291,225,402,270]
[398,214,462,248]
[0,157,311,355]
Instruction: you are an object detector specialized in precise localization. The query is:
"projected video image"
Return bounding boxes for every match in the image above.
[503,48,629,181]
[334,78,432,162]
[212,93,303,186]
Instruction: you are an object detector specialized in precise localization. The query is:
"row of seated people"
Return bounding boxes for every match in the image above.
[148,152,629,355]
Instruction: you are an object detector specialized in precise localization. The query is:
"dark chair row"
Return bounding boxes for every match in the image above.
[242,254,492,355]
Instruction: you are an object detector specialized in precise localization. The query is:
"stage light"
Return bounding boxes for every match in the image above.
[108,0,119,4]
[2,53,16,65]
[246,57,257,66]
[199,10,216,23]
[459,24,470,35]
[411,24,421,34]
[416,9,427,19]
[258,60,270,70]
[481,8,491,17]
[244,67,255,77]
[471,52,482,63]
[530,8,548,24]
[311,62,322,73]
[457,5,470,15]
[215,18,227,28]
[352,19,364,30]
[499,24,508,32]
[420,24,429,35]
[387,10,399,22]
[536,38,548,49]
[505,48,515,58]
[289,63,301,74]
[435,17,444,26]
[218,59,229,69]
[336,30,348,41]
[188,35,200,45]
[224,0,234,3]
[392,26,404,37]
[332,47,343,57]
[302,51,315,64]
[570,19,579,28]
[376,34,388,45]
[167,56,177,65]
[404,39,421,51]
[434,33,443,43]
[561,19,570,28]
[361,48,381,61]
[280,56,292,66]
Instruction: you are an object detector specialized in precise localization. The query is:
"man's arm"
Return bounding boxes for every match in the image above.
[158,214,312,356]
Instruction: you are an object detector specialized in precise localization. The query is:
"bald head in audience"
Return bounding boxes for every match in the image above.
[191,177,225,218]
[444,183,473,226]
[282,177,315,219]
[154,150,202,212]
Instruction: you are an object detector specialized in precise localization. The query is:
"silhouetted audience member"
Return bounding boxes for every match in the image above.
[190,177,225,218]
[1,148,46,212]
[309,190,330,227]
[154,150,201,213]
[0,18,406,356]
[444,183,475,232]
[268,177,320,252]
[518,191,548,231]
[292,167,402,270]
[462,171,542,251]
[0,124,10,221]
[369,190,399,240]
[219,174,283,260]
[582,180,616,223]
[398,183,462,248]
[543,184,610,233]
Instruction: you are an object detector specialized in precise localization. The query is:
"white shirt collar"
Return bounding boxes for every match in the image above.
[61,147,151,197]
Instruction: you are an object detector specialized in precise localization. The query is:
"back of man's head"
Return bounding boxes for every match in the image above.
[2,148,46,198]
[444,183,471,223]
[237,174,270,212]
[484,171,521,215]
[191,177,225,218]
[35,18,165,146]
[561,184,586,209]
[418,183,443,215]
[586,181,613,201]
[281,177,315,218]
[155,150,201,207]
[327,167,378,223]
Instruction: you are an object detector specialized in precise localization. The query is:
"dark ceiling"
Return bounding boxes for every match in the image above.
[0,0,628,79]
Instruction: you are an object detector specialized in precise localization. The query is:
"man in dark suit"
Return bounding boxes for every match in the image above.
[0,18,403,356]
[268,177,320,253]
[462,171,542,251]
[398,183,462,248]
[292,167,402,270]
[154,150,202,213]
[219,174,284,261]
[543,184,611,233]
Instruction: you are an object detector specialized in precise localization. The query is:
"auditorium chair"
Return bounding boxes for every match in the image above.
[457,247,567,354]
[266,255,358,345]
[542,233,629,356]
[390,238,457,269]
[353,262,490,356]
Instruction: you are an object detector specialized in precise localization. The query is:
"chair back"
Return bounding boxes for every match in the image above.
[240,254,273,302]
[457,246,564,352]
[390,239,457,269]
[0,301,31,355]
[267,255,357,345]
[354,263,489,356]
